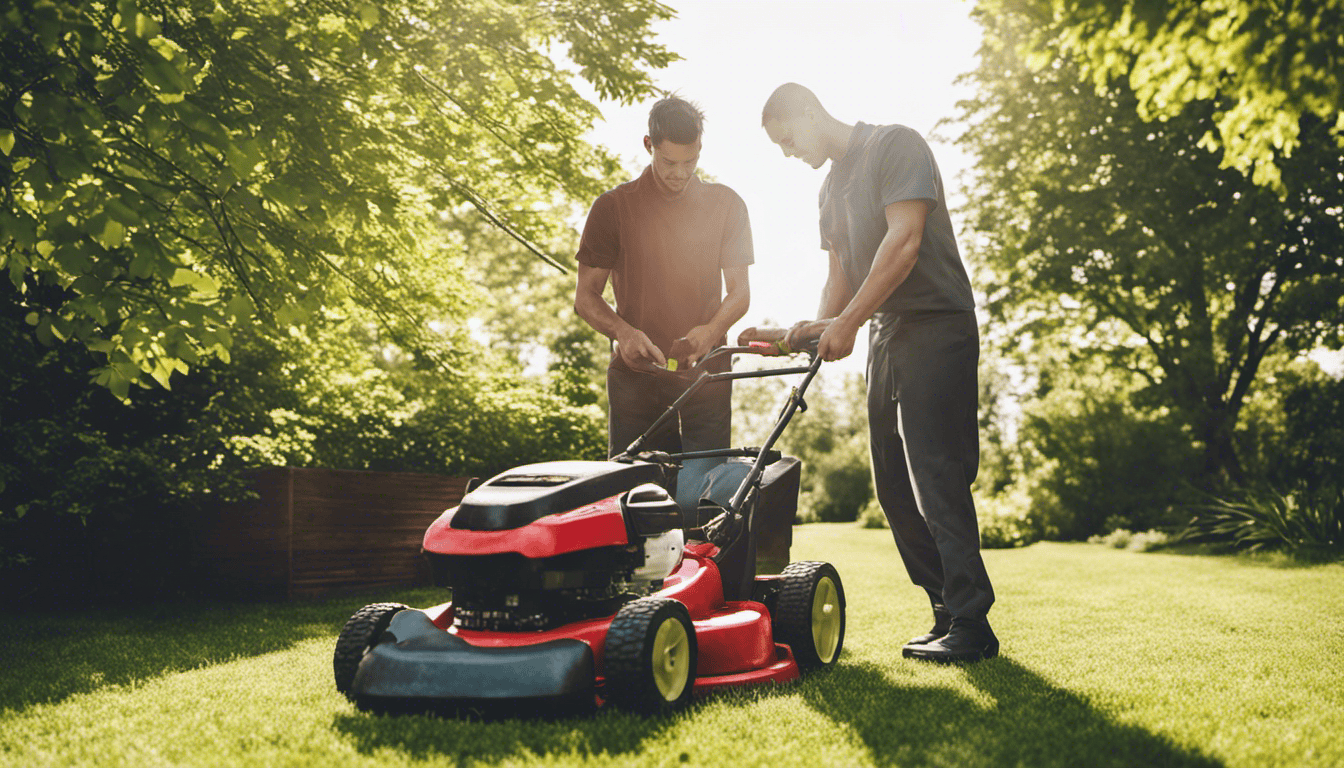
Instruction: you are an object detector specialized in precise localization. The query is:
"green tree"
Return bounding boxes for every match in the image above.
[997,0,1344,192]
[953,4,1344,501]
[1,0,675,398]
[448,206,609,411]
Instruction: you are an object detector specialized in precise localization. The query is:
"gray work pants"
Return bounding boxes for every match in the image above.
[867,310,995,620]
[606,363,731,458]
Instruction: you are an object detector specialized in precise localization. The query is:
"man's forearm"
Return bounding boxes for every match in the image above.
[703,283,749,339]
[574,288,634,341]
[834,227,918,331]
[817,277,851,320]
[817,250,853,320]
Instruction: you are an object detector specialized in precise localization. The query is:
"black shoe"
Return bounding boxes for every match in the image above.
[903,605,952,648]
[902,617,999,662]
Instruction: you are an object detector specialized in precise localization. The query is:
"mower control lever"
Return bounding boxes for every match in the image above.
[737,326,821,357]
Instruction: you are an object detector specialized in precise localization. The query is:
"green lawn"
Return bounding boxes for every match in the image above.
[3,525,1341,768]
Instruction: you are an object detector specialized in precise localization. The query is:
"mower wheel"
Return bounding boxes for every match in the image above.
[333,602,408,698]
[603,597,697,713]
[775,561,845,669]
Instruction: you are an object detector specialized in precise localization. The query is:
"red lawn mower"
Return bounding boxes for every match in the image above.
[332,336,845,714]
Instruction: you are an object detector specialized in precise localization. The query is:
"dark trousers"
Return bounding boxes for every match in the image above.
[867,310,995,620]
[606,364,732,458]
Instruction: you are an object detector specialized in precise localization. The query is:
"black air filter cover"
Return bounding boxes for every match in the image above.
[621,483,682,536]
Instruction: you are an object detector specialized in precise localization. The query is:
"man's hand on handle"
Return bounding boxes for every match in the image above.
[615,327,666,370]
[815,318,859,361]
[772,318,857,362]
[681,324,719,367]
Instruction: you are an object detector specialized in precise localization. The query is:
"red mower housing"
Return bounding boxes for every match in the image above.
[332,346,845,714]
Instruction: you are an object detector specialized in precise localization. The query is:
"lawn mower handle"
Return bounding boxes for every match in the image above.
[615,343,824,517]
[725,351,822,513]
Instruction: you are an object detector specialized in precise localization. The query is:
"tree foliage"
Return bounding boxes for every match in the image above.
[0,0,678,599]
[733,370,872,523]
[1,275,606,601]
[448,205,609,411]
[953,3,1344,525]
[0,0,675,398]
[996,0,1344,192]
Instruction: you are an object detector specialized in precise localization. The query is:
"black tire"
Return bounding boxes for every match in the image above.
[333,602,408,698]
[603,597,697,713]
[775,561,845,670]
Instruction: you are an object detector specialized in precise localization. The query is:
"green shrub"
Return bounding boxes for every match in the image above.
[1178,483,1344,553]
[1090,528,1133,548]
[804,434,874,523]
[1,291,253,603]
[976,486,1037,548]
[1017,391,1199,539]
[856,498,888,529]
[1088,528,1171,552]
[1238,356,1344,494]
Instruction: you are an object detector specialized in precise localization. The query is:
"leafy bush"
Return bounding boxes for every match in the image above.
[976,486,1037,548]
[1178,483,1344,554]
[856,498,888,529]
[1090,529,1132,548]
[802,434,873,523]
[1238,359,1344,494]
[1,285,253,602]
[1088,528,1170,552]
[1005,375,1201,540]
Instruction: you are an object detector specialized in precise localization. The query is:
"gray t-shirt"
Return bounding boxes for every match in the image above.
[819,122,974,314]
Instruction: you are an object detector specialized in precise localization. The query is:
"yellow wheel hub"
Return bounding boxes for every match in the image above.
[811,576,841,664]
[651,617,691,701]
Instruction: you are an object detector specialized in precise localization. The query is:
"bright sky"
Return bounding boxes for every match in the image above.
[577,0,983,374]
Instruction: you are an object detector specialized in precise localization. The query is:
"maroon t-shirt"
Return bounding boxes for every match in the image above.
[576,166,754,371]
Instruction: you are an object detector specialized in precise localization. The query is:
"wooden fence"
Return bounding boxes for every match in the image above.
[194,467,470,600]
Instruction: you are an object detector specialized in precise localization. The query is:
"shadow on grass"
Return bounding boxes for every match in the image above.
[330,657,1224,767]
[0,586,444,711]
[332,699,678,765]
[802,657,1224,768]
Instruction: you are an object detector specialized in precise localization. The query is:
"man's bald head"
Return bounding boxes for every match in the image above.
[761,82,831,127]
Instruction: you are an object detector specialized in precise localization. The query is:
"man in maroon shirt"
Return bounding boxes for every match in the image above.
[574,96,754,457]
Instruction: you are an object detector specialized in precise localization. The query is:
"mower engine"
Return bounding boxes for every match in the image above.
[422,461,685,632]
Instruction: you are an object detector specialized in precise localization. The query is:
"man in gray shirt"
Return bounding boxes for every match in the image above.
[761,83,997,662]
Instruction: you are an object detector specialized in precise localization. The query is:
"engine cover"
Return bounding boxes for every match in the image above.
[449,461,665,531]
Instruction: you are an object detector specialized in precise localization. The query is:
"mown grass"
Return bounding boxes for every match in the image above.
[2,525,1341,768]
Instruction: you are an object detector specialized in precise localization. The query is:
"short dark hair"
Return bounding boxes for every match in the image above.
[648,95,704,146]
[761,82,826,126]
